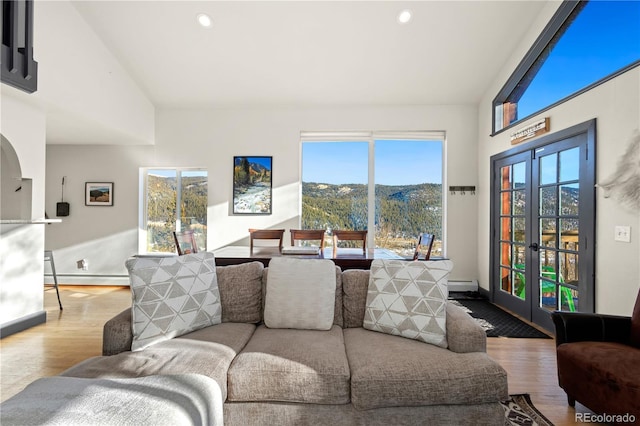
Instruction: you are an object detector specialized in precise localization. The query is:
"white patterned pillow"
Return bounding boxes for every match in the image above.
[363,259,453,348]
[264,257,336,330]
[126,252,222,351]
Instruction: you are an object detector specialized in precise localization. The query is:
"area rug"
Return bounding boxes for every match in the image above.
[448,299,551,339]
[502,394,555,426]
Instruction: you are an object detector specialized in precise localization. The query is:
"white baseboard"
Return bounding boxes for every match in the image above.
[448,279,479,292]
[45,275,130,286]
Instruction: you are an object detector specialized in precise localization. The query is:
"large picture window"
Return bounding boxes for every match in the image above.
[140,168,207,254]
[493,0,640,134]
[301,132,444,258]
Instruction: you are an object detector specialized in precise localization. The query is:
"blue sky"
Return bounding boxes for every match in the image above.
[517,0,640,118]
[302,140,443,186]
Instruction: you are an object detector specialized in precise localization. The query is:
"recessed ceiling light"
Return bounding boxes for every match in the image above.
[397,9,412,24]
[197,13,212,28]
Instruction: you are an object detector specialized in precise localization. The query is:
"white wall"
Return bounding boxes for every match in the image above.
[477,2,640,315]
[0,92,47,326]
[1,136,27,220]
[45,104,480,283]
[45,145,154,283]
[1,0,156,327]
[34,0,155,146]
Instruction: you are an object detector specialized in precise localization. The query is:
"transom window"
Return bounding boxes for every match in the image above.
[493,0,640,133]
[300,131,445,258]
[139,168,207,254]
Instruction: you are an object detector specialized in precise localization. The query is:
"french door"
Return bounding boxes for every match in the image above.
[490,121,595,330]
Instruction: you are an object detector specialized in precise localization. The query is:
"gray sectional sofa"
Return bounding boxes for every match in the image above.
[56,260,508,425]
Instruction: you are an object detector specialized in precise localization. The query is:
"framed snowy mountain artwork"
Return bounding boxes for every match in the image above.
[233,156,272,214]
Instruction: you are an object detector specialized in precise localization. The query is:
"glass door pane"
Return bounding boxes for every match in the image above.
[497,158,528,302]
[536,147,580,313]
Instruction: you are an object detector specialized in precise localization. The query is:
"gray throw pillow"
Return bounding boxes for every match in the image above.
[126,252,222,351]
[363,259,453,348]
[217,261,264,323]
[264,257,336,330]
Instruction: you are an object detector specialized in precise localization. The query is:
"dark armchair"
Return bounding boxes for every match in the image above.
[551,289,640,419]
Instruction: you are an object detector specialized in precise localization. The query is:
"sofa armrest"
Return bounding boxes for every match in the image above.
[102,308,133,356]
[446,302,486,353]
[551,311,631,347]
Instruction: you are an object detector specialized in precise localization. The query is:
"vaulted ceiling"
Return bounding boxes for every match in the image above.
[71,1,548,108]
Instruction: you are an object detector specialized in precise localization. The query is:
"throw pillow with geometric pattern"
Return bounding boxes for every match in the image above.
[126,252,222,351]
[363,259,454,348]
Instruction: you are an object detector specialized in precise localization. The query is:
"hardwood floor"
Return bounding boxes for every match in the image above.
[1,286,131,403]
[1,285,599,425]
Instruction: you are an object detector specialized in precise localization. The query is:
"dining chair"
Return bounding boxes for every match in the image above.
[290,229,326,250]
[173,230,198,255]
[332,230,367,257]
[412,233,435,260]
[249,228,285,252]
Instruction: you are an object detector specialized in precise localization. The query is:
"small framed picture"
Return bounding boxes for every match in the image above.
[85,182,114,206]
[233,156,272,214]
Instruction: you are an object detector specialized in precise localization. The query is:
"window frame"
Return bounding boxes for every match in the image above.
[492,0,640,136]
[299,131,446,257]
[138,167,208,254]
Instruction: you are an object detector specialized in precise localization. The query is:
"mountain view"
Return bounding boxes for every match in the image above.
[146,174,208,252]
[302,182,442,256]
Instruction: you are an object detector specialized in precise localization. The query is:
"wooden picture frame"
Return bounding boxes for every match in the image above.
[233,156,272,214]
[85,182,113,206]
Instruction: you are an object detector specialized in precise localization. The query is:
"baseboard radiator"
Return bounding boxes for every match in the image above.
[448,279,479,292]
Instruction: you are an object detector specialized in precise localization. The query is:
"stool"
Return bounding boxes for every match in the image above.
[44,250,63,310]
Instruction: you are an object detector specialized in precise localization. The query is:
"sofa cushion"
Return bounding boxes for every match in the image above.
[631,288,640,348]
[217,261,263,323]
[342,269,370,328]
[557,341,640,417]
[62,322,256,400]
[344,327,508,410]
[363,259,453,348]
[227,325,350,404]
[126,253,222,351]
[262,266,344,328]
[0,374,224,426]
[264,257,336,330]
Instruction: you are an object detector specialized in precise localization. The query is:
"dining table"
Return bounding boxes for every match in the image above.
[212,245,407,270]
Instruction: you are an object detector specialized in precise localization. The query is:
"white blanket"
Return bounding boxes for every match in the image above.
[0,374,223,426]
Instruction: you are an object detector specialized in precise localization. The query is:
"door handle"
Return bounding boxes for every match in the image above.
[529,242,539,252]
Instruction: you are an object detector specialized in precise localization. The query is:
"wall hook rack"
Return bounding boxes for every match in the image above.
[449,186,476,195]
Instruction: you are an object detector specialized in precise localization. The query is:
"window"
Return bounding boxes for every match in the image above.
[493,0,640,133]
[140,168,207,254]
[301,132,444,258]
